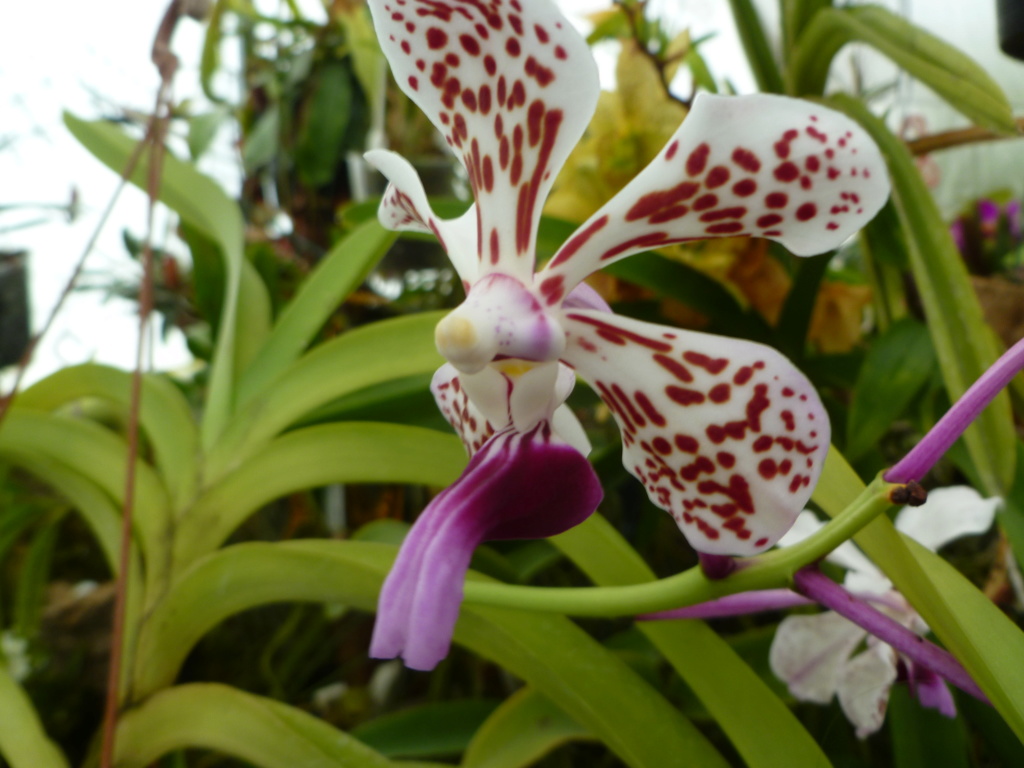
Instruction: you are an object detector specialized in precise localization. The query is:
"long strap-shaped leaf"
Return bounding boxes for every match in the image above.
[832,96,1015,496]
[0,411,171,594]
[205,312,445,480]
[114,683,393,768]
[462,687,593,768]
[789,6,1017,133]
[235,220,398,408]
[174,423,466,564]
[62,114,270,451]
[134,540,728,768]
[552,515,832,768]
[0,665,69,768]
[726,0,785,94]
[18,364,200,516]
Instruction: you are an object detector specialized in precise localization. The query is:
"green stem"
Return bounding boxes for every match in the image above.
[462,474,894,615]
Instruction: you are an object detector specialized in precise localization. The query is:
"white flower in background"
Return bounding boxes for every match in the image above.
[769,486,1000,737]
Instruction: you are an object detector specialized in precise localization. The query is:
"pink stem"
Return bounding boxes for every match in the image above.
[886,336,1024,483]
[638,589,813,620]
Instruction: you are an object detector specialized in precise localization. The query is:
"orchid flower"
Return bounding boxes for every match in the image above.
[769,488,1000,737]
[364,0,889,670]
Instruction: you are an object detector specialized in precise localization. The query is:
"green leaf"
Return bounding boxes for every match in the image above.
[462,688,593,768]
[295,61,354,188]
[243,107,281,173]
[337,4,386,121]
[13,516,61,638]
[176,423,466,562]
[62,113,257,452]
[136,540,728,768]
[551,515,832,768]
[603,253,774,343]
[236,220,397,407]
[200,0,230,103]
[18,364,200,515]
[297,372,444,432]
[0,410,170,591]
[791,7,1016,132]
[845,319,936,461]
[775,252,831,363]
[188,109,227,160]
[780,0,833,65]
[207,312,445,479]
[888,685,969,768]
[726,0,785,94]
[830,96,1015,496]
[352,700,500,759]
[999,444,1024,576]
[114,683,393,768]
[0,666,70,768]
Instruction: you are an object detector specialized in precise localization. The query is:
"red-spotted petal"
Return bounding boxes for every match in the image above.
[366,149,480,284]
[432,364,499,455]
[560,309,830,555]
[538,93,889,299]
[366,0,599,281]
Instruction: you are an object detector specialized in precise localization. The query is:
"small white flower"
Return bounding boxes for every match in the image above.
[769,486,999,737]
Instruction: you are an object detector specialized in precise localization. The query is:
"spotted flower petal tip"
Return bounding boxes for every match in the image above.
[563,311,830,555]
[371,424,602,670]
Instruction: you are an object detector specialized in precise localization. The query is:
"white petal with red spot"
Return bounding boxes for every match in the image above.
[560,309,830,555]
[539,92,889,298]
[366,149,480,284]
[367,0,600,281]
[431,364,498,455]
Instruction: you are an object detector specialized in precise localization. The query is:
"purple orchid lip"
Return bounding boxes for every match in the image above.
[371,424,602,670]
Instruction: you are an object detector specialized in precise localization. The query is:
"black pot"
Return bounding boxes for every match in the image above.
[998,0,1024,60]
[0,251,30,367]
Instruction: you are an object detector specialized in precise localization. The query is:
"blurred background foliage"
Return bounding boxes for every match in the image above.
[1,1,1024,767]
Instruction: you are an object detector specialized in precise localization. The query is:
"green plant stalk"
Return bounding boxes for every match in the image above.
[133,541,728,768]
[460,468,892,614]
[832,95,1015,496]
[551,502,832,767]
[0,665,70,768]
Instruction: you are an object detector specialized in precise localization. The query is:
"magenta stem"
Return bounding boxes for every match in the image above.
[638,589,813,621]
[886,336,1024,483]
[793,567,988,703]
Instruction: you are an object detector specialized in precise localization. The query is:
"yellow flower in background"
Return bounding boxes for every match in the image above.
[545,38,687,222]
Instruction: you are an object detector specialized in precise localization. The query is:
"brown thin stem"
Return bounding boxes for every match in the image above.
[906,117,1024,157]
[99,3,182,765]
